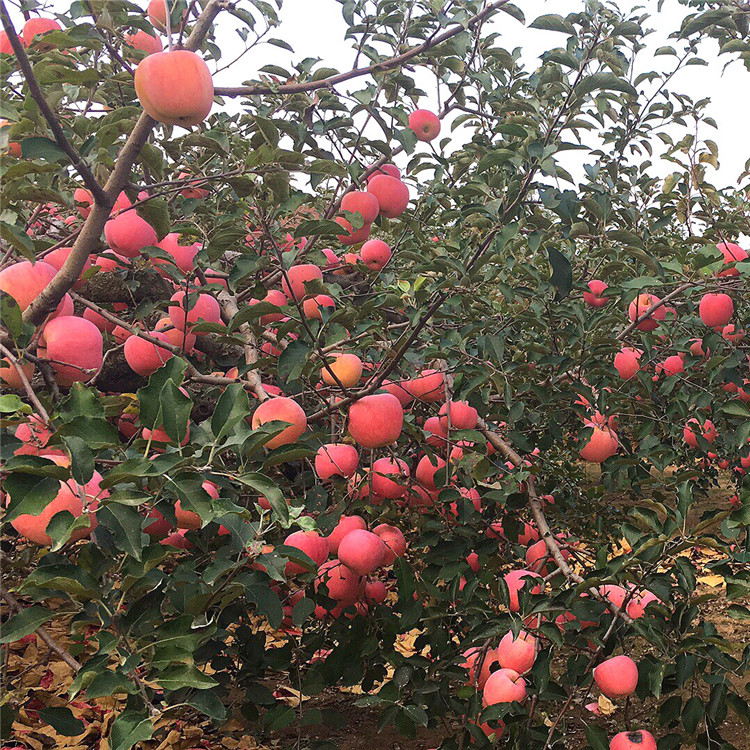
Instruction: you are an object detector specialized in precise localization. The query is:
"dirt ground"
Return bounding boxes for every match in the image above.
[2,486,747,750]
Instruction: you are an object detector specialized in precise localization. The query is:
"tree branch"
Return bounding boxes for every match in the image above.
[0,583,82,672]
[17,0,225,329]
[477,419,635,626]
[0,1,108,204]
[213,0,512,97]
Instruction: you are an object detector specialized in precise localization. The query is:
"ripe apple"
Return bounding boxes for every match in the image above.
[134,50,213,127]
[348,393,404,448]
[371,457,410,499]
[360,239,392,271]
[483,668,527,705]
[315,444,359,481]
[614,347,642,379]
[251,397,307,449]
[321,352,363,388]
[42,316,103,386]
[698,292,733,327]
[327,515,367,553]
[496,630,537,673]
[583,279,608,307]
[284,530,329,574]
[683,418,716,448]
[593,654,639,699]
[104,210,157,258]
[366,174,409,218]
[628,293,665,332]
[439,400,478,430]
[338,529,386,575]
[282,263,323,301]
[610,730,657,750]
[168,290,222,333]
[372,523,406,564]
[341,190,380,223]
[503,569,543,612]
[579,423,618,463]
[408,109,440,142]
[403,368,445,402]
[315,559,364,604]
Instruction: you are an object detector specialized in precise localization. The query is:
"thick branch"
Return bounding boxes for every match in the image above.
[218,291,268,401]
[19,0,225,328]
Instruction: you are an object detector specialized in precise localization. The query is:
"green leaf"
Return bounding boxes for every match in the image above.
[20,137,70,164]
[584,723,609,750]
[61,435,94,484]
[0,220,36,261]
[254,116,280,148]
[20,564,100,600]
[2,471,60,523]
[156,664,219,691]
[529,14,576,34]
[38,707,85,736]
[0,702,16,741]
[158,379,192,444]
[547,247,572,301]
[211,383,251,441]
[0,605,53,643]
[136,198,171,241]
[237,472,288,525]
[576,72,637,98]
[0,394,31,413]
[721,401,750,418]
[98,504,147,561]
[109,711,154,750]
[403,704,429,727]
[278,340,311,384]
[46,511,94,551]
[245,584,283,629]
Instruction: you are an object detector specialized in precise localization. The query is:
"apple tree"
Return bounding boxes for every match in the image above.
[0,0,748,748]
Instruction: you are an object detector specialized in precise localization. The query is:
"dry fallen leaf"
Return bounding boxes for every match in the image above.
[697,575,725,588]
[597,694,617,716]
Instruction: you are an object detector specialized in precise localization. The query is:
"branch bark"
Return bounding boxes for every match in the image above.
[0,583,82,672]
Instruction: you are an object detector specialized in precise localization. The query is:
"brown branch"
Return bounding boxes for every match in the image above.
[0,583,82,672]
[477,419,635,626]
[17,0,226,329]
[0,1,107,204]
[0,342,50,422]
[616,281,692,341]
[217,291,268,401]
[213,0,512,97]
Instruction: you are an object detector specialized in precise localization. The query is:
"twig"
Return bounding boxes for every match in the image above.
[213,0,512,97]
[0,583,82,672]
[0,342,50,422]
